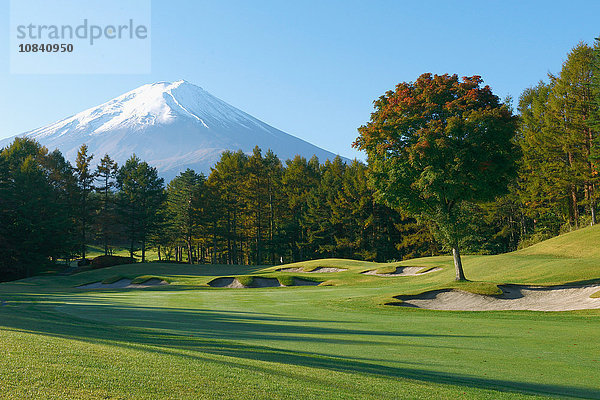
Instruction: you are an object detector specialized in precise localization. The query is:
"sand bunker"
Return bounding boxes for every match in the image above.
[362,267,442,277]
[208,277,320,288]
[393,284,600,311]
[292,278,321,286]
[208,277,283,288]
[278,267,346,273]
[77,278,168,290]
[209,277,247,288]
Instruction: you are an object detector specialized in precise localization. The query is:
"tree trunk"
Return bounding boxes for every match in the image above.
[588,125,595,226]
[256,176,262,265]
[232,208,237,264]
[141,239,146,263]
[268,178,275,265]
[157,245,161,261]
[187,240,193,265]
[452,245,466,281]
[226,209,232,264]
[104,180,109,256]
[212,221,217,264]
[571,185,579,228]
[81,192,87,261]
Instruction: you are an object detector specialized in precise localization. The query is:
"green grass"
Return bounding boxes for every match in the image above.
[1,226,600,398]
[276,275,295,286]
[442,280,503,296]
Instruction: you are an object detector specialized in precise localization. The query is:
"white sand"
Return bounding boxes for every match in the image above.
[77,278,168,290]
[278,267,347,273]
[362,267,442,277]
[396,284,600,311]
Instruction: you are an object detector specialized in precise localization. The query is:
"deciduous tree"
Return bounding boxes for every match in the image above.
[354,73,518,280]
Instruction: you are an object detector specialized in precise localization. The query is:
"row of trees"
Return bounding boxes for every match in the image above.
[352,38,600,280]
[159,148,439,266]
[354,73,519,280]
[0,139,165,280]
[518,40,600,237]
[0,139,444,280]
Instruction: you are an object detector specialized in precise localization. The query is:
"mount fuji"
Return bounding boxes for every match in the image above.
[1,80,346,180]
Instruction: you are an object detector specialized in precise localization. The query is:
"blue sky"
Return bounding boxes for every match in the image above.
[1,0,599,160]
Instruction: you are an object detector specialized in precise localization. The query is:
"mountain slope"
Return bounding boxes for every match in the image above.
[0,80,346,179]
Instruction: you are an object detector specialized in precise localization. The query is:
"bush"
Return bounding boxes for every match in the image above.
[91,255,135,269]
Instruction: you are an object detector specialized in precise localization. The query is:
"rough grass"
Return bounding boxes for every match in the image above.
[1,226,600,399]
[443,280,503,296]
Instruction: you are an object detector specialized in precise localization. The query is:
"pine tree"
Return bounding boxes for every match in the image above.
[207,150,249,264]
[329,160,369,259]
[263,150,284,264]
[246,147,269,264]
[95,154,119,255]
[167,169,206,264]
[547,43,596,227]
[304,157,345,258]
[74,145,95,260]
[281,155,320,262]
[0,138,75,279]
[520,43,598,231]
[116,155,166,262]
[518,82,566,234]
[588,38,600,224]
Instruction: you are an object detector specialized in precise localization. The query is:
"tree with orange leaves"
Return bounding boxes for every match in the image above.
[354,73,518,280]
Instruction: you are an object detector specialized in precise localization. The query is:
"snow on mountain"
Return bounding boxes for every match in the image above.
[0,80,347,180]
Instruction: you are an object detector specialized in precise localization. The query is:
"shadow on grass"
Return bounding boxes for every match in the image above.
[1,300,599,399]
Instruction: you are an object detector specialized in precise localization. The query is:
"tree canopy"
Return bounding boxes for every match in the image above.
[354,73,519,280]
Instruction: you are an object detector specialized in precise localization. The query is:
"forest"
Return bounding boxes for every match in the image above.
[0,39,599,281]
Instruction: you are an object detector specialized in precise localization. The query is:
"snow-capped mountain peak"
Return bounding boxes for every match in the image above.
[1,80,344,180]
